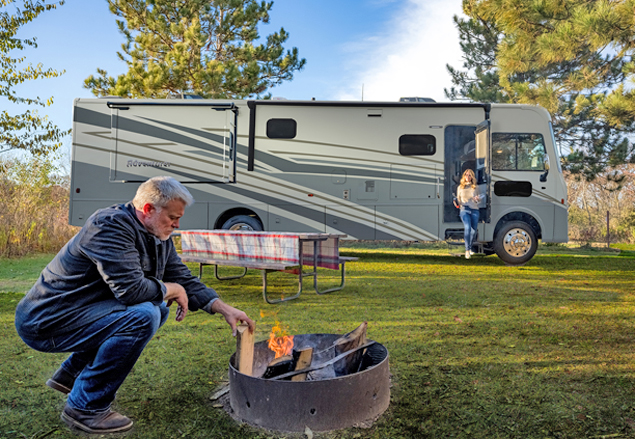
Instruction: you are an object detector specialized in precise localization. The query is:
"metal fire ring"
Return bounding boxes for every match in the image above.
[228,333,390,432]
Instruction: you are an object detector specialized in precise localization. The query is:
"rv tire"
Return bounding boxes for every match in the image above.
[221,215,263,231]
[493,221,537,266]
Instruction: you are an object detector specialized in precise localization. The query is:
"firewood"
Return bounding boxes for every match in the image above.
[308,322,368,380]
[270,341,376,381]
[262,355,294,379]
[333,322,367,375]
[236,323,254,376]
[291,348,313,382]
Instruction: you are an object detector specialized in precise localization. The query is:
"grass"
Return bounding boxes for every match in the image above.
[1,244,635,438]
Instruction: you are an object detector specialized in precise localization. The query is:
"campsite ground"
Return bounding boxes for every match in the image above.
[1,243,634,438]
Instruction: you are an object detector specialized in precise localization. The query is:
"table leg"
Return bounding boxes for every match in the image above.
[314,260,347,295]
[262,269,302,304]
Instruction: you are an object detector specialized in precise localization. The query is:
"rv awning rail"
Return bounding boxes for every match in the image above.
[106,101,237,111]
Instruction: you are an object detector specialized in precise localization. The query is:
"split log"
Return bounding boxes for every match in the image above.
[236,323,254,376]
[333,321,367,375]
[291,348,313,382]
[308,322,367,380]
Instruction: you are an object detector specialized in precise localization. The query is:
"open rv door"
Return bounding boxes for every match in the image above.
[108,101,238,183]
[475,120,491,223]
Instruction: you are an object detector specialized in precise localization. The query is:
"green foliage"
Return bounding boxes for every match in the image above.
[445,10,509,103]
[84,0,306,99]
[0,0,70,156]
[446,0,635,180]
[0,155,78,257]
[1,247,635,438]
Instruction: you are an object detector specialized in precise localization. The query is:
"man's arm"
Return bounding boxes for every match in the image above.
[211,299,256,336]
[162,241,219,311]
[80,216,166,306]
[164,282,188,322]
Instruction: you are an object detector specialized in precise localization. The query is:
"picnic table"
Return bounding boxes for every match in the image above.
[179,230,357,304]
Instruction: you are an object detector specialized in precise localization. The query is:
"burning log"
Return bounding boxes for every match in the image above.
[258,323,368,380]
[269,341,376,381]
[236,323,254,376]
[262,355,294,379]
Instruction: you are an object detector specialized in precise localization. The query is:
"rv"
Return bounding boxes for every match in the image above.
[70,99,568,265]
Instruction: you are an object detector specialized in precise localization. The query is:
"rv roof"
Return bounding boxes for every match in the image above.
[399,97,436,103]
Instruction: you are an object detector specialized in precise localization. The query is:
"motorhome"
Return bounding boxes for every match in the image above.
[70,98,568,265]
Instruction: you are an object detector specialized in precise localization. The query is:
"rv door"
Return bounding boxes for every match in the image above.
[109,102,237,183]
[475,120,491,222]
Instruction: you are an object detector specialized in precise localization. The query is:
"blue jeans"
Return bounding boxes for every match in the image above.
[18,302,169,413]
[460,208,480,252]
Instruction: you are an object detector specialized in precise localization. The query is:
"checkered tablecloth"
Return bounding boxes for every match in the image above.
[180,230,341,270]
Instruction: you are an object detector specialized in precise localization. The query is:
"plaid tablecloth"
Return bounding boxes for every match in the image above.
[180,230,341,270]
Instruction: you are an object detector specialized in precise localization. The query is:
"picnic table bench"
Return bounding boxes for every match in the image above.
[179,230,357,304]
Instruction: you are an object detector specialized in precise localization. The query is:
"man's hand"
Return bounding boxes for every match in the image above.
[211,299,255,336]
[164,282,188,322]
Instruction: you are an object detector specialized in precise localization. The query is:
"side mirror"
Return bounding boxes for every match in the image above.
[540,159,550,182]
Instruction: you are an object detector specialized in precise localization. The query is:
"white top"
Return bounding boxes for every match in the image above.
[457,186,481,209]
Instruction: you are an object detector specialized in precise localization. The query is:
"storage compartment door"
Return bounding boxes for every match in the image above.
[110,104,236,183]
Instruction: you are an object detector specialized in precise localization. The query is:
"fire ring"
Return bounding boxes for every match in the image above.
[228,333,390,432]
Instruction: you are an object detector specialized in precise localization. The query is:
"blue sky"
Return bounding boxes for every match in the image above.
[5,0,465,159]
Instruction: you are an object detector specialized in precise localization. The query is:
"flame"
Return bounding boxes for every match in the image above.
[267,321,294,359]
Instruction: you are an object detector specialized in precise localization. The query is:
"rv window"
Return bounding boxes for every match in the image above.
[267,119,297,139]
[399,135,436,156]
[492,133,546,171]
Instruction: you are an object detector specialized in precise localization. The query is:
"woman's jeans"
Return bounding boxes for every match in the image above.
[19,302,169,414]
[460,207,480,251]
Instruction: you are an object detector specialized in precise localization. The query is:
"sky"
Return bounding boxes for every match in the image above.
[3,0,466,161]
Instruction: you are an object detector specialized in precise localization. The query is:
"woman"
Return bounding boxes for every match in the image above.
[453,169,482,259]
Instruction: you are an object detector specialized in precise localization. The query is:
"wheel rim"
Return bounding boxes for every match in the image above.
[229,223,255,231]
[503,228,532,257]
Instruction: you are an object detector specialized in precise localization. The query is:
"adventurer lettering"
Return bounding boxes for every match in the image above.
[126,160,171,168]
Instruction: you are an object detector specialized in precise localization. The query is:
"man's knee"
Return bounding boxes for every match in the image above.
[126,302,166,337]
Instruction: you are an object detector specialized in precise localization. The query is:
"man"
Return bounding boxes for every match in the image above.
[15,176,255,434]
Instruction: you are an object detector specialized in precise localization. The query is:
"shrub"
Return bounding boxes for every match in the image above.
[0,155,78,257]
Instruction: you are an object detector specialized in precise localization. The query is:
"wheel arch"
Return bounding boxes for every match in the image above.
[492,210,542,242]
[213,208,264,230]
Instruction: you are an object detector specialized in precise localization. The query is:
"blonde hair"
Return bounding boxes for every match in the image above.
[459,169,477,189]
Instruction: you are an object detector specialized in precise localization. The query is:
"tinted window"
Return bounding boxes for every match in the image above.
[399,135,436,156]
[494,181,532,197]
[492,133,546,171]
[267,119,297,139]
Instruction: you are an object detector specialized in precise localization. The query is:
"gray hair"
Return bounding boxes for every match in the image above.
[132,176,194,209]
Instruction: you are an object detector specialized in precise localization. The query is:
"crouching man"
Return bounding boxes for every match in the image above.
[15,176,255,434]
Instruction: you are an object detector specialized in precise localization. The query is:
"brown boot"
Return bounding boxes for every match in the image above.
[61,404,133,434]
[46,367,75,395]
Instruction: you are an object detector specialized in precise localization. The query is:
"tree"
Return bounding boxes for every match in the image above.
[445,11,508,103]
[85,0,306,99]
[445,0,635,180]
[0,0,69,156]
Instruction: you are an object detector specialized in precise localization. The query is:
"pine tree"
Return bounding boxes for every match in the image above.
[0,0,69,156]
[446,0,635,180]
[84,0,306,99]
[444,10,507,103]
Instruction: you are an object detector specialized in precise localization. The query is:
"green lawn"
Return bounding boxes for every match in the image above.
[1,244,634,438]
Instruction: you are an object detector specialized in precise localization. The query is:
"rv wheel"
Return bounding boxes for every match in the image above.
[221,215,263,231]
[493,221,537,266]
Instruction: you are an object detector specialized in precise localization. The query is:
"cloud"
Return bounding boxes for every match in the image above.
[335,0,465,103]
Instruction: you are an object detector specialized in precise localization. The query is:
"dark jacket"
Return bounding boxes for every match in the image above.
[15,202,218,338]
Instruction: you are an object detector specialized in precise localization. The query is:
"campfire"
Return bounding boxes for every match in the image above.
[229,322,390,432]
